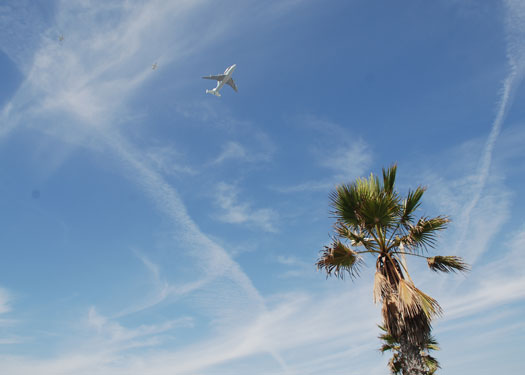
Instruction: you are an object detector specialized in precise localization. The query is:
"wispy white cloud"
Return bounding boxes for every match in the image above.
[276,255,303,266]
[0,286,383,375]
[0,287,10,315]
[319,140,373,181]
[0,0,308,372]
[272,180,334,193]
[274,255,312,278]
[455,0,525,255]
[0,0,53,74]
[2,1,524,375]
[275,115,373,193]
[213,182,279,232]
[211,141,247,164]
[1,0,274,304]
[145,145,197,176]
[88,306,193,349]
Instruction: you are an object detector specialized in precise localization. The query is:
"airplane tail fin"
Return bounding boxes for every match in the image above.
[206,89,221,97]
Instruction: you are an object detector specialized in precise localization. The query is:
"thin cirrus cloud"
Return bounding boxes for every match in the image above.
[0,1,524,374]
[209,138,276,166]
[0,1,311,373]
[0,287,382,375]
[211,141,248,165]
[274,141,373,193]
[0,0,295,301]
[213,182,279,232]
[454,0,525,256]
[207,134,275,166]
[274,115,373,193]
[0,288,10,315]
[319,140,373,180]
[145,145,197,176]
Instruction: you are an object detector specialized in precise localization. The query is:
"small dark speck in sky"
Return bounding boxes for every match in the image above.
[32,190,40,199]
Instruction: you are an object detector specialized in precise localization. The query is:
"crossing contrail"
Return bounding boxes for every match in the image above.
[456,0,525,256]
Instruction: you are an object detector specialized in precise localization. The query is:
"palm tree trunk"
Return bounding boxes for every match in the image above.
[399,336,426,375]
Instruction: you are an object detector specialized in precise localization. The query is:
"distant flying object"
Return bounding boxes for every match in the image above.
[202,64,238,97]
[58,34,64,42]
[152,62,158,70]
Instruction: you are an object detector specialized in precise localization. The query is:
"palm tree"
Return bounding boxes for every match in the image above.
[316,164,468,375]
[378,325,440,375]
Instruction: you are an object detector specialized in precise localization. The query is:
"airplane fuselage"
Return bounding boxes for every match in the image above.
[203,64,238,97]
[214,64,236,91]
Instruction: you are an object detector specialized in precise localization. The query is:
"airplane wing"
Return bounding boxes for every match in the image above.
[226,78,238,92]
[202,74,226,81]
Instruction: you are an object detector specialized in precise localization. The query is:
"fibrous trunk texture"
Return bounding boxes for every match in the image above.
[399,336,426,375]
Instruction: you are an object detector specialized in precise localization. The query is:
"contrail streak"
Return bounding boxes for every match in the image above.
[456,0,525,260]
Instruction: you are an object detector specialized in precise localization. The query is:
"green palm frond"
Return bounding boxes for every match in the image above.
[360,193,402,230]
[425,333,440,351]
[363,173,382,196]
[401,186,426,225]
[377,325,400,351]
[335,223,378,251]
[330,184,362,228]
[427,256,470,273]
[423,354,441,373]
[316,240,363,279]
[404,216,450,252]
[382,164,398,195]
[330,171,402,232]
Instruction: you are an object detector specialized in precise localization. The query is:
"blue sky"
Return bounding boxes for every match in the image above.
[1,0,524,374]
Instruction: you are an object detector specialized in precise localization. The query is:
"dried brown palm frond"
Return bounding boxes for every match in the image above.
[396,279,442,320]
[427,255,470,273]
[401,312,432,346]
[382,296,402,340]
[373,271,392,304]
[316,240,363,279]
[390,280,442,345]
[388,355,403,375]
[396,279,421,318]
[415,288,443,320]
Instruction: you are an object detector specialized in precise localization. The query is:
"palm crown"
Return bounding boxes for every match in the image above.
[317,164,469,345]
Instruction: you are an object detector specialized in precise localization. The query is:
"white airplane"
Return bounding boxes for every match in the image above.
[202,64,238,97]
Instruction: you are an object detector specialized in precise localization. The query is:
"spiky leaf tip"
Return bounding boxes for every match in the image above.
[382,164,398,195]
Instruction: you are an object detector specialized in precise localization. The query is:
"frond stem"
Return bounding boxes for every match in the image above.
[368,230,383,252]
[390,251,428,259]
[385,223,402,252]
[355,249,382,255]
[376,225,387,251]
